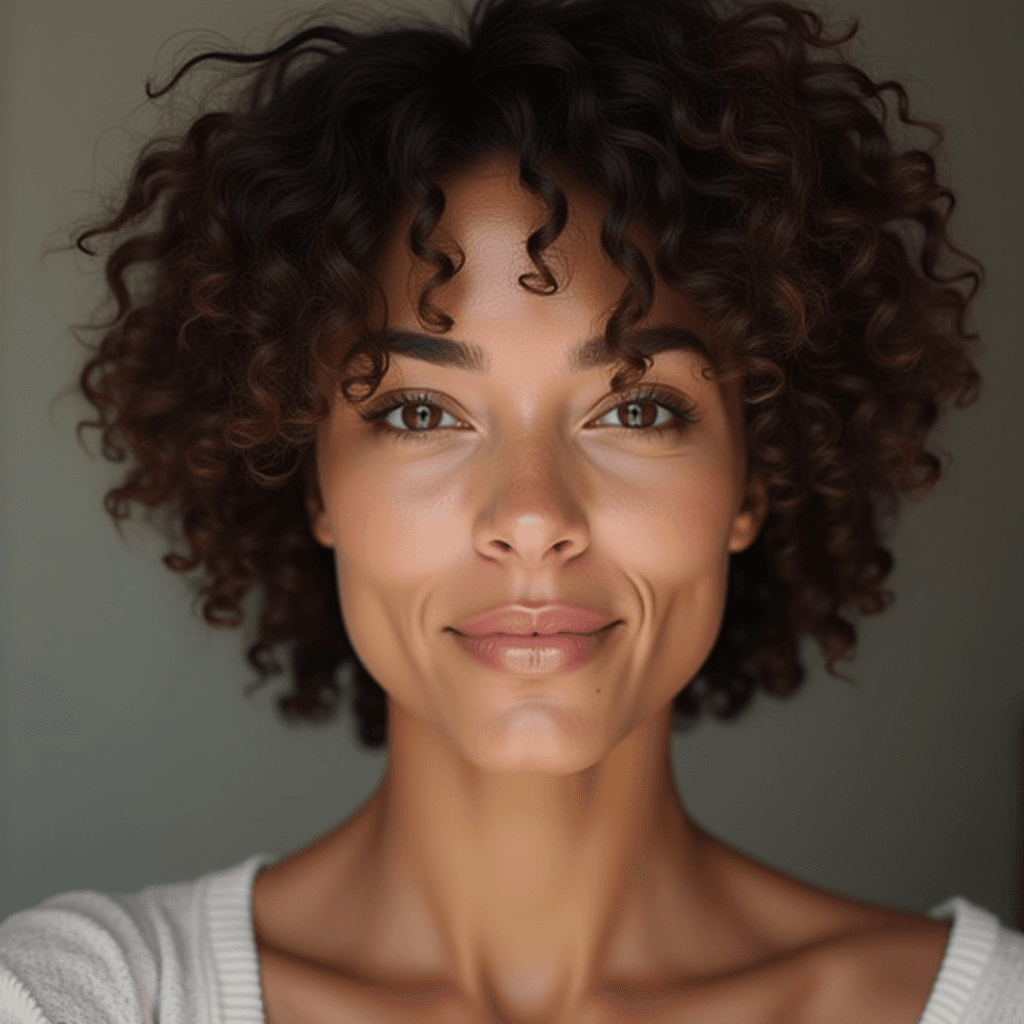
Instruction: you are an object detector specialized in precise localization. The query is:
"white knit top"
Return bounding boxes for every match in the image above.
[1,854,1022,1023]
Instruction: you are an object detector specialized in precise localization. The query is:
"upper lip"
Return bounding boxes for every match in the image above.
[449,602,619,638]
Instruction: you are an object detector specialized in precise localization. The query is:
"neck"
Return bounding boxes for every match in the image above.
[354,698,713,1020]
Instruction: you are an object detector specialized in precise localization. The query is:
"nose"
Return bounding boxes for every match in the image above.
[472,437,591,567]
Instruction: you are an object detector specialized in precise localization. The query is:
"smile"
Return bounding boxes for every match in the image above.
[449,622,620,675]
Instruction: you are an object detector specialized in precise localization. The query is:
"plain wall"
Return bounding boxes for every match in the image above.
[1,0,1022,925]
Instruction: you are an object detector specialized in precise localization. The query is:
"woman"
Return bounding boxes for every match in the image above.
[1,0,1018,1020]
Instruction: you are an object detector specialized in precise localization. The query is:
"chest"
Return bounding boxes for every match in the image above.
[256,926,945,1024]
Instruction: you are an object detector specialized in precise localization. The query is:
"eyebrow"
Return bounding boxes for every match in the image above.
[364,324,714,374]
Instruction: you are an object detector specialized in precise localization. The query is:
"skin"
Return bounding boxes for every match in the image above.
[252,155,950,1024]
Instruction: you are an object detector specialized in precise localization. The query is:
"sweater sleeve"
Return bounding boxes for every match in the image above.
[0,856,270,1024]
[0,892,157,1024]
[922,896,1024,1024]
[962,919,1024,1023]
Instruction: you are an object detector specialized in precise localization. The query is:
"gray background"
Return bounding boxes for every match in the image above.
[1,0,1022,926]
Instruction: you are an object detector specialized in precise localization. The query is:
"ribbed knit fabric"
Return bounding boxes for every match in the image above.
[0,854,276,1024]
[204,856,273,1024]
[1,854,1022,1023]
[920,896,1024,1023]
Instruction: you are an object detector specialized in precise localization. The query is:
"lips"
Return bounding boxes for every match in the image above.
[450,602,618,638]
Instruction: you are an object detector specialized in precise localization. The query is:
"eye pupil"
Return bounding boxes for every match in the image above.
[404,403,435,431]
[622,400,654,428]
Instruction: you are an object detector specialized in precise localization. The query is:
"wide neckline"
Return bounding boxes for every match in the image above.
[918,894,998,1024]
[204,854,993,1024]
[205,853,278,1024]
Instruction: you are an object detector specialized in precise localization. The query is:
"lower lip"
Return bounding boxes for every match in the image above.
[450,625,618,676]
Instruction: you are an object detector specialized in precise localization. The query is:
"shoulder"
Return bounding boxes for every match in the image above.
[896,898,1024,1024]
[794,912,952,1024]
[698,833,952,1024]
[0,874,211,1024]
[0,889,153,1023]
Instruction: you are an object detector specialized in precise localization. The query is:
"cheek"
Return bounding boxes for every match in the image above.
[622,468,737,699]
[327,461,468,589]
[605,463,736,585]
[319,459,470,692]
[326,446,738,586]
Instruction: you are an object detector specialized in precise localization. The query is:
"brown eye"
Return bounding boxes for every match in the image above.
[597,397,670,430]
[359,386,697,443]
[397,400,444,432]
[360,392,464,442]
[589,387,698,441]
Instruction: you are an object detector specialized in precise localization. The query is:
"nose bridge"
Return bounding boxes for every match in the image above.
[496,402,572,495]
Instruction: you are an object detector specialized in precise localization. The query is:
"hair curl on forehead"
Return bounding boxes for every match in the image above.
[67,0,984,746]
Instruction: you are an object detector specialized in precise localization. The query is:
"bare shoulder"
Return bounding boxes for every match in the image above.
[698,832,952,1024]
[796,911,952,1024]
[608,907,951,1024]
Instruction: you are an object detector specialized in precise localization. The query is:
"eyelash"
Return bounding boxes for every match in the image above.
[358,386,698,444]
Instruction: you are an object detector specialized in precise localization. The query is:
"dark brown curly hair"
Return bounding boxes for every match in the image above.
[65,0,984,748]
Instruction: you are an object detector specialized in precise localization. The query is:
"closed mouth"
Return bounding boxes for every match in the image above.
[449,623,619,639]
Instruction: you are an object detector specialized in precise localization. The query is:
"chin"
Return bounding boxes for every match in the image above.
[458,704,614,775]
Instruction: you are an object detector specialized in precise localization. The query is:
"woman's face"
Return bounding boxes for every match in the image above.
[311,156,766,772]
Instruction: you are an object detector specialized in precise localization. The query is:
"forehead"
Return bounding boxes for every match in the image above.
[370,156,712,342]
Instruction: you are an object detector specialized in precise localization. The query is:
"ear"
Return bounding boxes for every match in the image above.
[307,494,335,549]
[727,471,768,554]
[303,469,335,550]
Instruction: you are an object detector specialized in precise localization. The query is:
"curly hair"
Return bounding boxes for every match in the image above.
[66,0,984,748]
